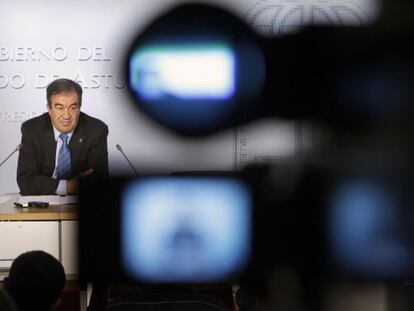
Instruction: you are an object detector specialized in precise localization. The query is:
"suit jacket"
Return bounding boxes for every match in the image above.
[17,112,108,195]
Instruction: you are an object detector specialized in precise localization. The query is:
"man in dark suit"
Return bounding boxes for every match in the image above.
[17,78,108,195]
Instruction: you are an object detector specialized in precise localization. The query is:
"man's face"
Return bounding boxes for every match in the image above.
[48,91,80,133]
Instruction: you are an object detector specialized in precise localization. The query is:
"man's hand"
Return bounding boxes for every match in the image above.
[66,168,94,194]
[78,168,94,178]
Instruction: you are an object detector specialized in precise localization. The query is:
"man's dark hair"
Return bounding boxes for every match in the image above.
[46,78,83,107]
[3,251,66,311]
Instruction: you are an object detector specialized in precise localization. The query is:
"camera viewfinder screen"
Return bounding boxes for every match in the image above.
[121,177,252,283]
[129,44,235,101]
[329,178,414,279]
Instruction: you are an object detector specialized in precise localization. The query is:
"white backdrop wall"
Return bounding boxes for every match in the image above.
[0,0,378,193]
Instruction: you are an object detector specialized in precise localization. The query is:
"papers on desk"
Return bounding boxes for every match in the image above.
[0,195,12,204]
[16,195,79,205]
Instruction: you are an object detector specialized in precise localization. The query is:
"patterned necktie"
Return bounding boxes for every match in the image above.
[57,133,71,179]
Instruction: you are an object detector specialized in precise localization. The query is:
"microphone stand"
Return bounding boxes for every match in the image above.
[0,144,21,167]
[115,144,140,176]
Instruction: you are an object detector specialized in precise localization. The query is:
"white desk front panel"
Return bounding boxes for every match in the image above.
[61,220,78,275]
[0,221,59,268]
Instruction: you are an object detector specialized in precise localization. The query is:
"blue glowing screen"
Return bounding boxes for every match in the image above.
[130,44,235,100]
[329,179,414,278]
[121,177,252,283]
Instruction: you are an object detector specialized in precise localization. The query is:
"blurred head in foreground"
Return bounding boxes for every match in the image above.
[3,250,66,311]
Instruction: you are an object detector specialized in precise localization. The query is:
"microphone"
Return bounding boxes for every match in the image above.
[116,144,140,176]
[0,144,22,168]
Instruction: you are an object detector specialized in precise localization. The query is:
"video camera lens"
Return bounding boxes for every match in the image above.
[125,3,266,136]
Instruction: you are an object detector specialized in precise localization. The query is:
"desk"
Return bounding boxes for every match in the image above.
[0,194,79,278]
